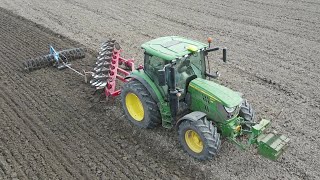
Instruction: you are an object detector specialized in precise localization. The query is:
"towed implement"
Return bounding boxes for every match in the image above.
[23,46,86,71]
[23,36,289,161]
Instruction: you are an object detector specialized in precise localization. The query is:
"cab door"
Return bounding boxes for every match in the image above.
[144,53,168,99]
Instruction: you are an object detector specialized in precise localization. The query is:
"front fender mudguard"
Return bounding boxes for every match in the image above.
[176,111,206,127]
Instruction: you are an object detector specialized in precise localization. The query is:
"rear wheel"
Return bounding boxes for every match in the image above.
[178,117,220,160]
[121,80,161,128]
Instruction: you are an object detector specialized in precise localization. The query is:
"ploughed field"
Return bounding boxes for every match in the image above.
[0,0,319,179]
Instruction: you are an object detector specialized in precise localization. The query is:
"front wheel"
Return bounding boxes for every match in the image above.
[239,99,256,130]
[178,117,220,160]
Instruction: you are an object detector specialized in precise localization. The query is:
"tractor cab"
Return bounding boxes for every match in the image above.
[141,36,208,98]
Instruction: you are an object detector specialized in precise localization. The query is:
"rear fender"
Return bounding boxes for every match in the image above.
[125,74,160,103]
[125,70,167,104]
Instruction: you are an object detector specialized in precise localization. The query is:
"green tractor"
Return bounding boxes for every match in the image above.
[23,35,289,160]
[120,36,289,160]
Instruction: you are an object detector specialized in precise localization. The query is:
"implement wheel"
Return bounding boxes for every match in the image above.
[178,117,220,160]
[121,80,161,128]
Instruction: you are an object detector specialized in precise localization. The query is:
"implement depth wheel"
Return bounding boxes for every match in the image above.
[178,117,220,160]
[121,80,161,128]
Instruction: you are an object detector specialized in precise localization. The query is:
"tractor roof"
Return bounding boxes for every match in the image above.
[141,36,208,61]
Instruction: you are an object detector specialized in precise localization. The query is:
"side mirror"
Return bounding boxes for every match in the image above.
[158,69,166,86]
[223,48,227,62]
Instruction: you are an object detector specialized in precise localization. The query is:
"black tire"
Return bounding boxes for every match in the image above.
[178,117,220,160]
[121,80,161,129]
[239,99,255,130]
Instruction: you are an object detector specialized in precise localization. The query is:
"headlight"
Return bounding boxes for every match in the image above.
[224,106,236,113]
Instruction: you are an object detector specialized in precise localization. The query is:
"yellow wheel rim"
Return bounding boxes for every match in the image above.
[185,130,203,153]
[125,93,144,121]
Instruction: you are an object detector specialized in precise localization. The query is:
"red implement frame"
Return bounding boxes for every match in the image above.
[105,48,135,97]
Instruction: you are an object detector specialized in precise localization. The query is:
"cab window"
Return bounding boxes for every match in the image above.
[144,53,165,84]
[144,53,168,99]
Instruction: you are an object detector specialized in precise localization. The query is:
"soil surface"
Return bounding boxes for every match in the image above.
[0,0,319,179]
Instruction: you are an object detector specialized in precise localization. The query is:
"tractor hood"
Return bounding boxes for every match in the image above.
[188,78,242,108]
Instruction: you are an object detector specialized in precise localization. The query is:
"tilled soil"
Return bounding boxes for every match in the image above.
[0,9,194,180]
[0,0,319,179]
